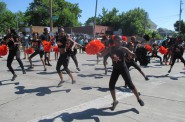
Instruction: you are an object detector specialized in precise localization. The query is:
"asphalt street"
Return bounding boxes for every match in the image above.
[0,51,185,122]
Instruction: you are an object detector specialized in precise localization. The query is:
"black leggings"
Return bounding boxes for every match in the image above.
[109,67,135,91]
[56,53,70,74]
[44,52,50,63]
[70,54,78,68]
[7,50,24,75]
[29,50,44,59]
[171,54,185,67]
[150,55,162,63]
[126,60,141,71]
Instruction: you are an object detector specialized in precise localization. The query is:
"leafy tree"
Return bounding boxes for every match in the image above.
[0,2,16,34]
[121,8,150,36]
[24,0,82,27]
[174,20,185,34]
[84,17,101,26]
[85,7,150,36]
[0,2,6,14]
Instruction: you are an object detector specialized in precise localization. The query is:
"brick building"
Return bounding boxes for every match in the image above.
[64,25,114,37]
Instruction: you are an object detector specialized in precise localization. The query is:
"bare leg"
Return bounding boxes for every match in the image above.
[41,58,47,71]
[28,57,33,67]
[110,90,116,102]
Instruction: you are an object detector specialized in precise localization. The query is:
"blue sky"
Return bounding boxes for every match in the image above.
[1,0,184,31]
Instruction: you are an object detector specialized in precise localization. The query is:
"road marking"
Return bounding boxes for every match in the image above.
[28,91,133,122]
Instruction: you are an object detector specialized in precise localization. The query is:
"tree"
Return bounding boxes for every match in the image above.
[84,17,101,26]
[174,20,185,34]
[0,2,6,14]
[85,7,150,36]
[121,8,150,36]
[24,0,82,27]
[0,2,16,34]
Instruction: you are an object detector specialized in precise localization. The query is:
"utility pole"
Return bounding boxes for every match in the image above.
[143,12,147,35]
[16,13,19,33]
[93,0,98,39]
[50,0,53,33]
[179,0,183,33]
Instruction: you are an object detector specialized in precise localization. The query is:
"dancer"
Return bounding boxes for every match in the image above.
[4,29,26,81]
[101,35,111,74]
[97,36,144,111]
[149,43,163,65]
[28,32,47,71]
[21,31,30,59]
[125,42,149,80]
[56,27,76,86]
[168,44,185,73]
[66,34,81,71]
[40,28,52,66]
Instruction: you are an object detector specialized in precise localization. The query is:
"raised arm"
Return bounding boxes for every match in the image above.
[97,47,110,57]
[121,47,136,58]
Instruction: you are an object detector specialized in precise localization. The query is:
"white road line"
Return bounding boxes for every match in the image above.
[28,91,133,122]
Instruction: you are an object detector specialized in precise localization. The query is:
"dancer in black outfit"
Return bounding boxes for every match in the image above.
[149,43,163,65]
[40,28,52,66]
[4,29,26,81]
[56,27,75,86]
[125,42,149,81]
[168,44,185,73]
[98,36,144,111]
[28,32,47,71]
[66,34,81,71]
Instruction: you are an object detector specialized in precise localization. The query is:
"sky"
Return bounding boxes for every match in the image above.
[1,0,184,31]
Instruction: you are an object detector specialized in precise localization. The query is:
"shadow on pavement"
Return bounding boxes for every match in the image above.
[82,64,95,66]
[15,86,71,96]
[81,86,132,93]
[78,74,110,79]
[38,107,139,122]
[37,71,57,75]
[147,73,185,80]
[0,79,19,86]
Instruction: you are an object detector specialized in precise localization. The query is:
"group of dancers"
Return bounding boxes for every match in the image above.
[1,27,185,111]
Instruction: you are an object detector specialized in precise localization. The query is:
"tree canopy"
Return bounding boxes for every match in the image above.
[85,7,150,36]
[24,0,82,27]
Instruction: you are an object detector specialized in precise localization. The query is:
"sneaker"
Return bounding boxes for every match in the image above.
[168,70,171,73]
[23,70,26,74]
[72,80,76,84]
[48,63,52,66]
[11,74,17,81]
[58,81,64,87]
[138,99,144,106]
[105,70,107,75]
[76,67,80,71]
[28,66,34,69]
[145,77,149,81]
[110,100,119,111]
[124,85,127,88]
[138,92,141,96]
[44,68,47,71]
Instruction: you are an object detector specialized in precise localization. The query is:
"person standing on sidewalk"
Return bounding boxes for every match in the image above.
[97,36,144,111]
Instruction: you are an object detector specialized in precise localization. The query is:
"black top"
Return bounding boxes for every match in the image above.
[40,34,50,41]
[7,39,16,51]
[110,46,126,69]
[32,39,42,50]
[56,35,67,49]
